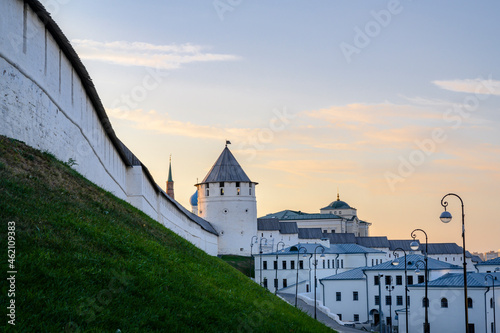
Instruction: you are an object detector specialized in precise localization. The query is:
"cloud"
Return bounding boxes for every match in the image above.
[72,39,240,69]
[433,78,500,95]
[107,108,253,140]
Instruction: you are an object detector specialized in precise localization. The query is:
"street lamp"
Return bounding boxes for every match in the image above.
[411,229,430,333]
[387,280,395,333]
[392,247,409,333]
[313,245,326,319]
[485,274,497,333]
[378,273,384,333]
[294,246,307,307]
[440,193,469,333]
[414,260,429,333]
[250,236,258,279]
[259,237,268,287]
[275,241,285,295]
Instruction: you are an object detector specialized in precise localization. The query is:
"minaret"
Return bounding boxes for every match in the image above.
[195,141,257,256]
[166,155,174,199]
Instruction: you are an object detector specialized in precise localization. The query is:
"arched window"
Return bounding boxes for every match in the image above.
[422,297,429,308]
[491,297,494,309]
[468,297,473,309]
[441,298,448,308]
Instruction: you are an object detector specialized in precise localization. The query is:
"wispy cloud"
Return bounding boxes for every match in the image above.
[72,39,240,69]
[433,78,500,95]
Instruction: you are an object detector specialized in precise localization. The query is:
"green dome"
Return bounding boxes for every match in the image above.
[327,200,351,209]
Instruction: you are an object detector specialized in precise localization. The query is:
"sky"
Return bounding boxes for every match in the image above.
[41,0,500,253]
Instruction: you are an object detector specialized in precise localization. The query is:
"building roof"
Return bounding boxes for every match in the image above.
[260,210,341,221]
[322,233,357,244]
[363,254,462,272]
[476,257,500,266]
[388,239,418,252]
[356,236,390,248]
[298,228,324,239]
[199,146,253,184]
[279,222,299,234]
[411,272,500,288]
[426,243,464,255]
[257,219,280,231]
[190,191,198,207]
[320,200,352,210]
[268,243,383,256]
[321,267,367,281]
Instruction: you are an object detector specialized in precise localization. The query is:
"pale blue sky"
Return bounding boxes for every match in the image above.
[43,0,500,252]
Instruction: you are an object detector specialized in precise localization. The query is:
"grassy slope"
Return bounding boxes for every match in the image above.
[0,136,334,332]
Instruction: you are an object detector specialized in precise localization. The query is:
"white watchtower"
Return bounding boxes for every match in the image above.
[195,144,257,256]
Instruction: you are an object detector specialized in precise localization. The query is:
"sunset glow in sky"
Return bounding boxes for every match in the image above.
[42,0,500,253]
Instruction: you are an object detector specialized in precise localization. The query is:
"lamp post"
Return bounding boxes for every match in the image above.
[378,273,384,333]
[414,260,429,333]
[440,193,468,333]
[387,280,395,333]
[250,236,258,257]
[485,274,497,333]
[411,229,429,333]
[392,247,408,333]
[274,241,285,295]
[294,246,307,307]
[313,245,326,319]
[259,237,268,287]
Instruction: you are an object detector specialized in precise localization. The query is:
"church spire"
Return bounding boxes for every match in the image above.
[337,187,340,201]
[166,155,174,199]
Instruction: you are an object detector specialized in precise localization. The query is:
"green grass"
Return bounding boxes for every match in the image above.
[0,136,334,332]
[220,255,255,278]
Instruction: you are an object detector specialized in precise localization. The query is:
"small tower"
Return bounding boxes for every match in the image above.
[195,142,257,256]
[166,155,174,199]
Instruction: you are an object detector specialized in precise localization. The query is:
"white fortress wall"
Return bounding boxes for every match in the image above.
[0,0,218,256]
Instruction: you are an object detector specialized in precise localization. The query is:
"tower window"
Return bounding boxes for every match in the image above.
[236,182,240,187]
[249,183,252,188]
[206,189,209,196]
[220,188,224,195]
[249,188,252,195]
[220,182,224,187]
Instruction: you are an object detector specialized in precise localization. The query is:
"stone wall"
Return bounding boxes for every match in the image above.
[0,0,218,255]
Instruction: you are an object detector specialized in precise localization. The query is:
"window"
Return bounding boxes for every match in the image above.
[299,260,304,269]
[407,296,410,306]
[385,295,392,305]
[468,297,473,309]
[236,182,240,187]
[220,188,224,195]
[353,291,359,301]
[263,278,268,289]
[273,261,277,270]
[422,297,429,308]
[274,279,278,288]
[440,297,448,308]
[331,230,335,233]
[418,276,425,284]
[237,188,240,195]
[354,314,359,322]
[220,182,224,187]
[249,189,252,195]
[336,292,341,301]
[291,261,295,270]
[396,275,402,285]
[322,260,325,269]
[374,276,380,286]
[386,317,392,326]
[385,275,392,285]
[372,259,374,266]
[338,314,342,321]
[491,297,494,309]
[263,261,267,270]
[407,276,414,285]
[282,261,287,270]
[375,295,380,306]
[341,259,344,268]
[327,260,330,269]
[283,279,287,288]
[397,295,403,306]
[468,324,475,333]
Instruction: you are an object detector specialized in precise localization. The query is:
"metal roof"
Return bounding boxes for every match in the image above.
[257,219,280,231]
[199,147,253,183]
[363,254,462,272]
[476,257,500,266]
[320,199,353,211]
[260,210,341,220]
[265,243,383,256]
[321,267,367,281]
[279,222,299,234]
[426,243,464,255]
[322,233,357,244]
[388,239,417,252]
[411,272,500,288]
[356,236,390,248]
[298,228,324,239]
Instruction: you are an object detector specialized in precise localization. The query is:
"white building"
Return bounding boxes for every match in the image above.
[255,243,385,295]
[476,257,500,273]
[406,272,500,333]
[194,144,258,256]
[321,254,463,331]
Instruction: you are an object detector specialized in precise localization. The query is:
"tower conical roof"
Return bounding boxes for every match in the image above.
[200,147,253,183]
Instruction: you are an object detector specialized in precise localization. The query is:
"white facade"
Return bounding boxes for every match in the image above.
[0,0,219,255]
